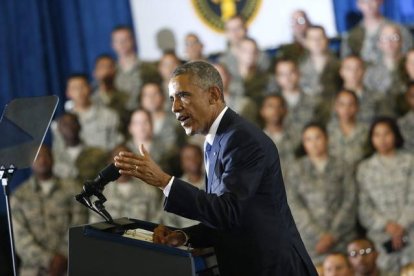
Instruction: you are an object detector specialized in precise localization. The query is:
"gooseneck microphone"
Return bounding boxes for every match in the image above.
[75,163,121,223]
[83,163,121,195]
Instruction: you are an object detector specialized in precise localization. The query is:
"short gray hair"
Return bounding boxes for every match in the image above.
[171,61,224,100]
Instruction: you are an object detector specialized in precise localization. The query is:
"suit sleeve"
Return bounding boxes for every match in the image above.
[164,128,265,231]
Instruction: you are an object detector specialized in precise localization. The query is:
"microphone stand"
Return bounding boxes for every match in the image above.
[0,165,18,276]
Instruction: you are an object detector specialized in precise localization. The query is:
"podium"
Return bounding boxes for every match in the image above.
[68,218,216,276]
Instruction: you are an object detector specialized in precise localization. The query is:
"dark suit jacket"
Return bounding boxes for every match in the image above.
[165,108,317,276]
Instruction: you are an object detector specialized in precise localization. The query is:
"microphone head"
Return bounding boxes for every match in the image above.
[99,163,121,183]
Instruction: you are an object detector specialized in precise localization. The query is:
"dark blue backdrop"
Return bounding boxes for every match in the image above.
[0,0,413,274]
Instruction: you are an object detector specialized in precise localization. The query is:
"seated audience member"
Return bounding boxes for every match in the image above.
[139,82,182,148]
[158,50,182,103]
[274,59,322,135]
[260,94,296,172]
[112,26,159,110]
[340,0,413,63]
[65,74,123,151]
[287,123,356,265]
[160,144,204,228]
[398,82,414,153]
[218,15,269,77]
[340,55,389,123]
[364,24,405,100]
[213,63,258,123]
[52,112,108,181]
[126,108,178,174]
[184,33,205,62]
[347,237,384,276]
[89,144,161,224]
[275,9,311,63]
[92,54,129,130]
[323,252,354,276]
[328,90,369,167]
[299,25,341,98]
[11,145,87,276]
[357,117,414,273]
[234,37,269,104]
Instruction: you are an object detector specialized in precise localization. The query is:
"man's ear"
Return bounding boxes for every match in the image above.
[208,86,222,104]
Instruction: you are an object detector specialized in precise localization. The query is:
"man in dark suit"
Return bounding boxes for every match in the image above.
[114,61,317,275]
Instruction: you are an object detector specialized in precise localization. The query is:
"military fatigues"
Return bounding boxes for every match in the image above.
[11,176,87,275]
[286,156,357,265]
[398,111,414,153]
[355,87,390,124]
[263,128,297,175]
[89,178,162,224]
[279,90,322,138]
[299,52,341,99]
[153,113,182,151]
[357,151,414,273]
[340,19,414,64]
[160,174,204,228]
[327,121,369,168]
[73,105,123,151]
[364,60,405,96]
[225,94,259,125]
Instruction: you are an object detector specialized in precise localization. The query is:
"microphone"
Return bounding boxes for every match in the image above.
[83,163,121,195]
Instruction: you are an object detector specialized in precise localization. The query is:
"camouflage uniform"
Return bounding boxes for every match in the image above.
[286,156,357,265]
[11,176,87,275]
[160,174,204,228]
[299,52,341,99]
[153,113,182,152]
[226,94,259,125]
[74,105,123,151]
[91,89,130,134]
[364,60,405,97]
[327,121,369,167]
[115,61,141,108]
[89,178,162,224]
[355,87,390,124]
[263,129,297,175]
[398,111,414,153]
[340,19,413,64]
[357,151,414,273]
[218,49,270,78]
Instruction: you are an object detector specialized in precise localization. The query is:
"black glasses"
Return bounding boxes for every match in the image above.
[348,247,374,257]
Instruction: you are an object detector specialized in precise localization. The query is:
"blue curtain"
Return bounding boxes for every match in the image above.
[0,1,133,273]
[333,0,414,34]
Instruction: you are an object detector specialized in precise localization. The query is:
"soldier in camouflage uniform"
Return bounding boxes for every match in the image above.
[260,94,297,174]
[328,90,370,167]
[89,145,162,224]
[363,24,405,101]
[52,112,108,182]
[65,74,123,151]
[11,145,87,276]
[160,144,204,228]
[214,63,259,125]
[286,123,356,265]
[299,26,341,99]
[339,55,390,124]
[91,54,130,133]
[357,117,414,274]
[398,82,414,153]
[126,108,179,175]
[274,59,324,137]
[218,15,269,79]
[340,0,413,64]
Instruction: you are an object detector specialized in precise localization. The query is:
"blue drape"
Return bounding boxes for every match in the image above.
[0,1,133,273]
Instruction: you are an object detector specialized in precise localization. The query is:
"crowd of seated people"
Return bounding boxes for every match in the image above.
[10,0,414,274]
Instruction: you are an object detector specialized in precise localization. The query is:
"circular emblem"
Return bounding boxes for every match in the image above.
[191,0,262,33]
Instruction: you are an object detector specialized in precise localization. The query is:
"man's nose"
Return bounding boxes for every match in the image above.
[171,98,182,113]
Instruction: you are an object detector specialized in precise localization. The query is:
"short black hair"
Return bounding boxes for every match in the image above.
[112,25,133,34]
[94,54,115,66]
[67,73,89,83]
[368,116,404,151]
[335,89,359,106]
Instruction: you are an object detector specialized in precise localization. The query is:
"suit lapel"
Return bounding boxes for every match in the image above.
[206,108,237,193]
